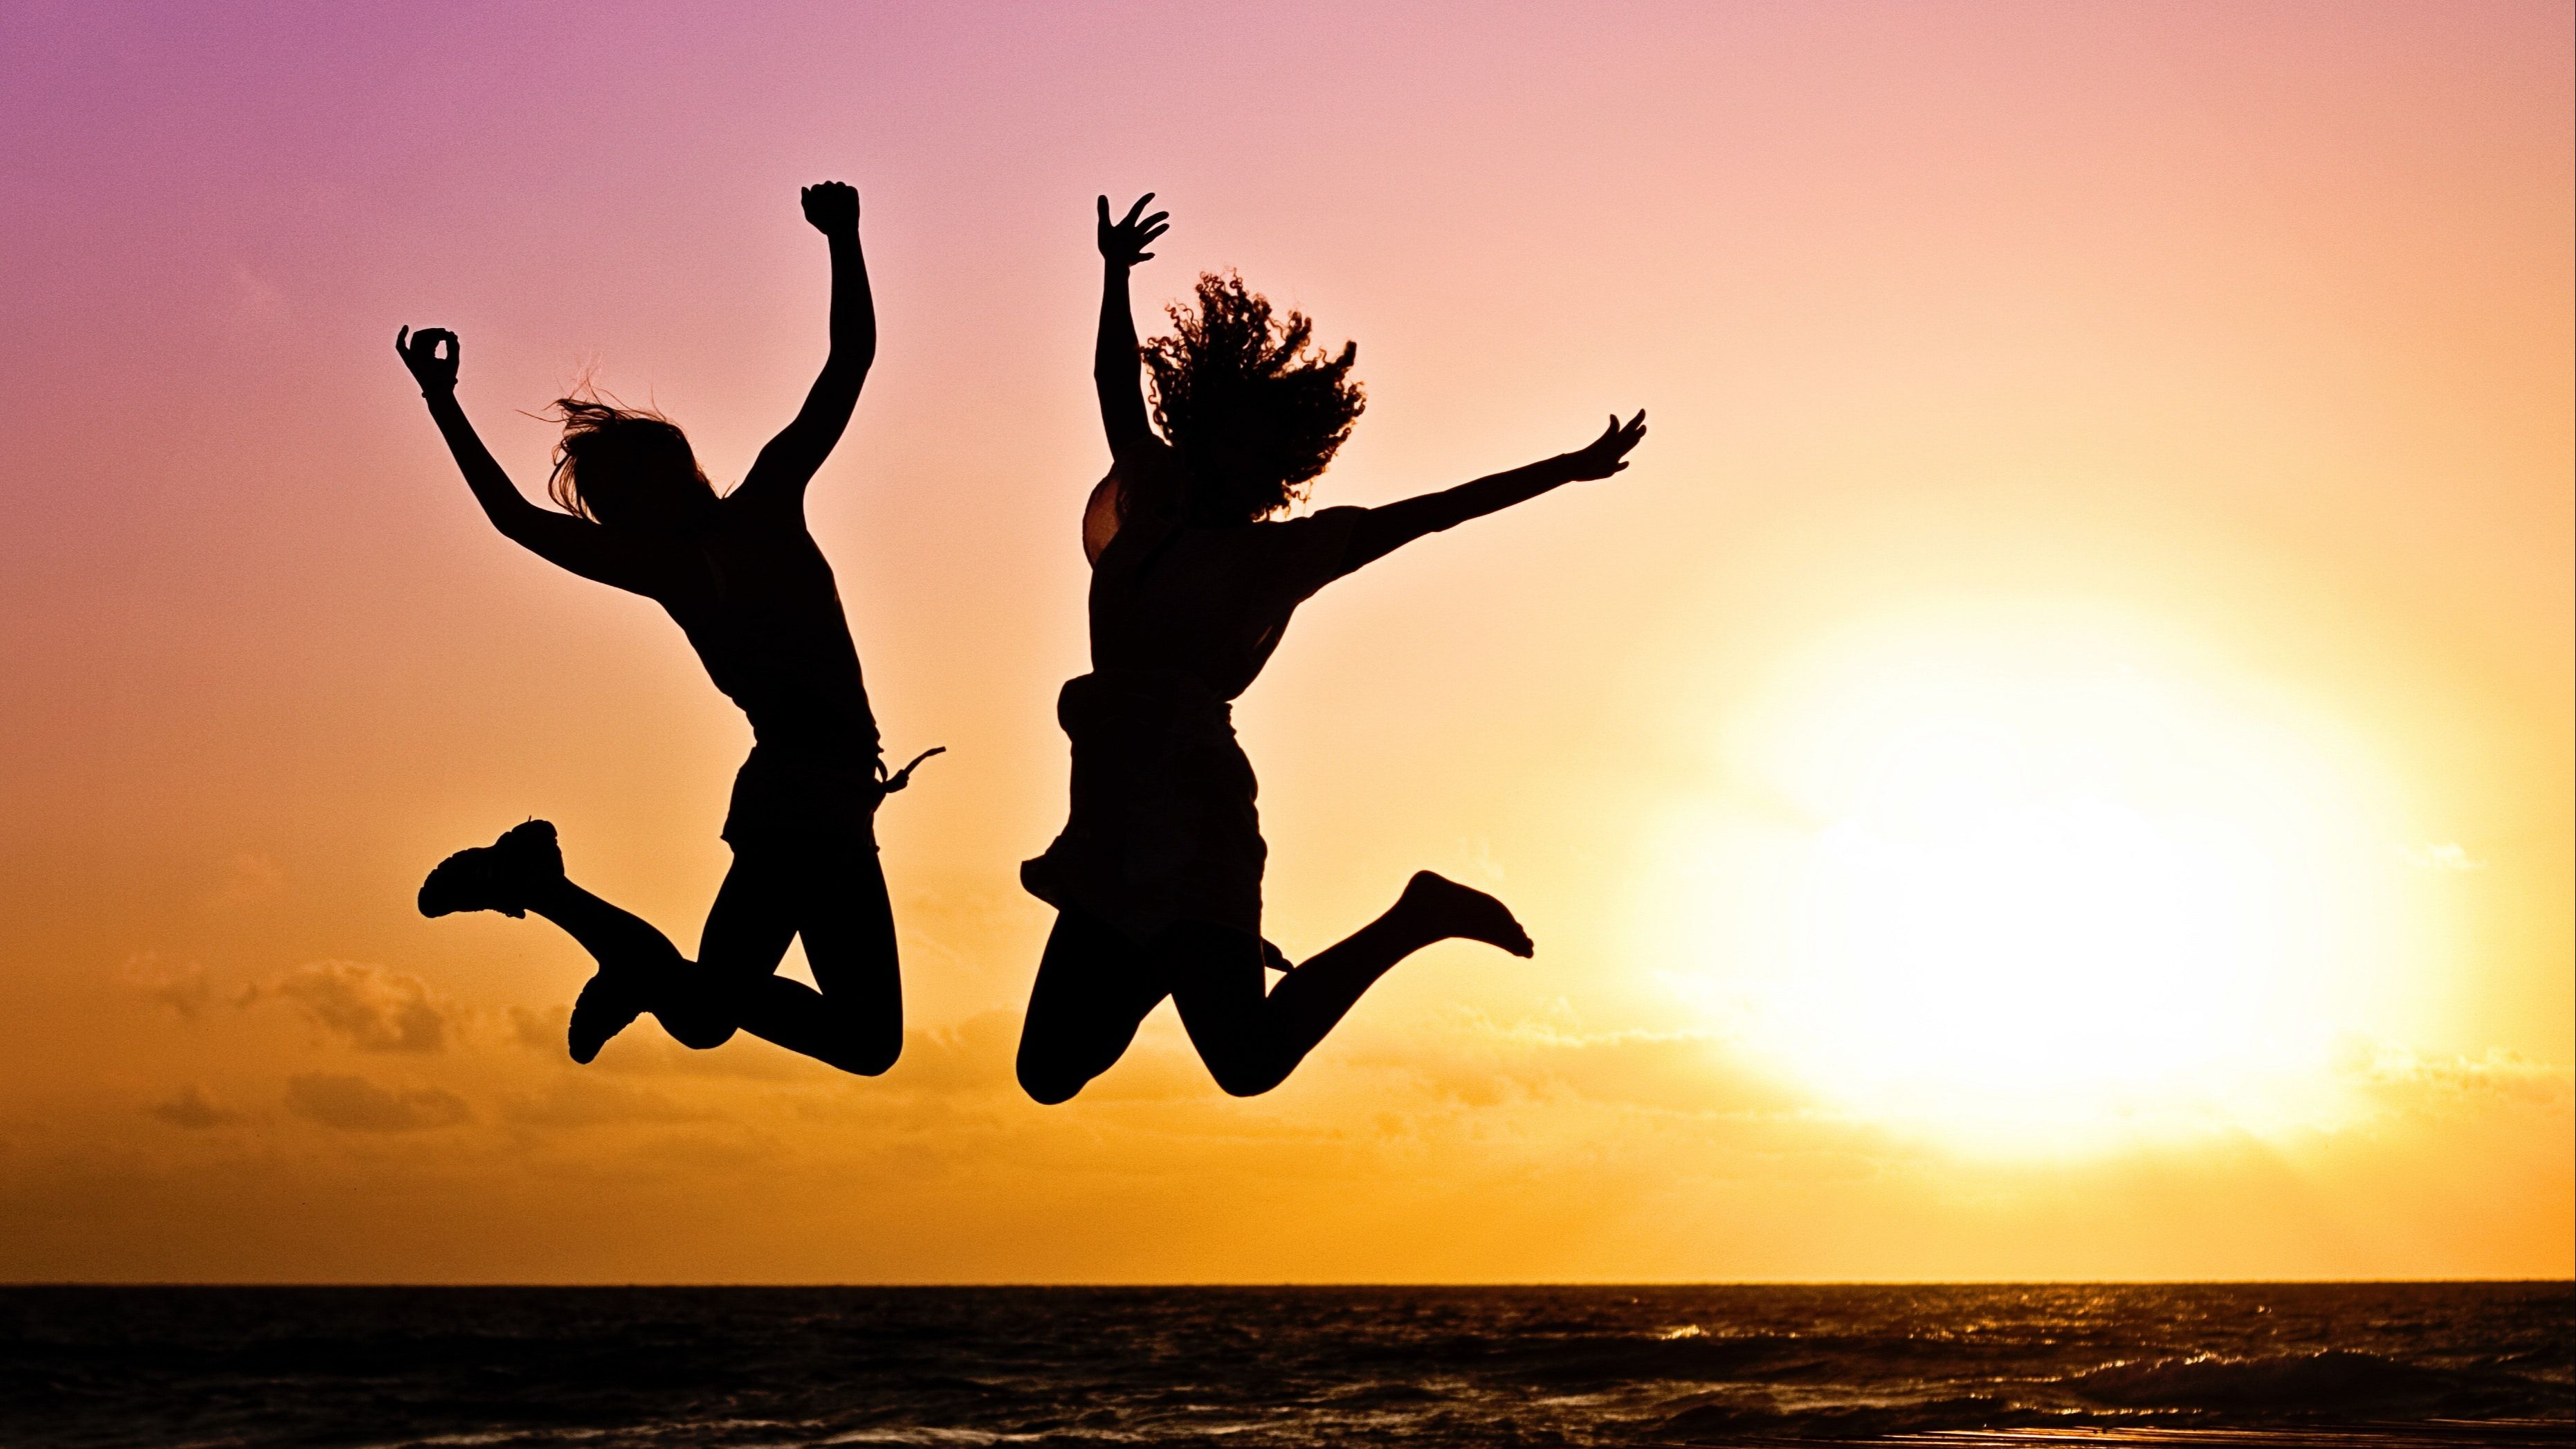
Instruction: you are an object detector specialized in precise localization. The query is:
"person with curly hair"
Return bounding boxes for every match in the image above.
[395,181,935,1075]
[1016,194,1647,1103]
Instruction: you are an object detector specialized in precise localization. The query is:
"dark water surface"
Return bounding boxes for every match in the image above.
[2,1283,2567,1448]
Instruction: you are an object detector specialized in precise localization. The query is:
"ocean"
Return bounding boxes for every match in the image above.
[2,1282,2566,1448]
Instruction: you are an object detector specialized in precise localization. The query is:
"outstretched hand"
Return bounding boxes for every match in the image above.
[801,180,859,236]
[1097,193,1169,268]
[1562,410,1648,480]
[396,326,459,395]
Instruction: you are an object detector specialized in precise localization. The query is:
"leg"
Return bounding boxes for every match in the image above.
[524,877,688,983]
[1155,923,1286,1097]
[534,844,897,1071]
[519,874,745,1055]
[420,818,740,1059]
[1015,910,1168,1104]
[700,842,904,1076]
[1165,871,1533,1097]
[418,819,892,1067]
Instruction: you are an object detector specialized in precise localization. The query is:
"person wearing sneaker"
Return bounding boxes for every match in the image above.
[399,180,930,1075]
[1012,195,1645,1104]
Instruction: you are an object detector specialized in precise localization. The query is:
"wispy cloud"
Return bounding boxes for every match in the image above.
[2346,1044,2572,1109]
[2400,841,2487,872]
[506,1004,569,1053]
[500,1077,706,1129]
[203,850,287,909]
[145,1086,241,1129]
[1346,1014,1803,1116]
[123,954,211,1019]
[246,961,451,1053]
[285,1074,472,1131]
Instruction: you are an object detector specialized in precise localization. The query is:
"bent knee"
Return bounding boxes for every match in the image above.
[1016,1055,1088,1106]
[823,1032,902,1078]
[666,1019,738,1052]
[1207,1061,1288,1099]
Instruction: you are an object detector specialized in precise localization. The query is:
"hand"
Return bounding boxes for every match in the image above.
[1562,410,1647,481]
[396,326,459,394]
[801,180,859,236]
[1097,192,1169,268]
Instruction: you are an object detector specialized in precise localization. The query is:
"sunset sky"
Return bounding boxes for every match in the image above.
[2,0,2568,1283]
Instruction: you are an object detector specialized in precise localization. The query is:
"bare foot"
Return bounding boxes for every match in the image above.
[1398,871,1535,958]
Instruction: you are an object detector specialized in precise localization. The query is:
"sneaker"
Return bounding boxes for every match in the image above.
[567,970,646,1064]
[417,819,563,919]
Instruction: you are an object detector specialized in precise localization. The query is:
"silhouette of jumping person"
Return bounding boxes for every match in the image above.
[1014,194,1646,1102]
[396,181,933,1074]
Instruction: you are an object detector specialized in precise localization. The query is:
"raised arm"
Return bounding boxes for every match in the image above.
[1343,411,1648,572]
[1093,193,1169,458]
[395,327,660,592]
[740,180,876,506]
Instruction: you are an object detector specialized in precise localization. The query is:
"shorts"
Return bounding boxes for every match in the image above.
[721,742,884,853]
[1019,671,1265,943]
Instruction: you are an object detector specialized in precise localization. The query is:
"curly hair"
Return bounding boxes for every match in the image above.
[1143,272,1364,524]
[544,397,716,524]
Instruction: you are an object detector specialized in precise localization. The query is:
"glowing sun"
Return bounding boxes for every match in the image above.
[1654,612,2405,1154]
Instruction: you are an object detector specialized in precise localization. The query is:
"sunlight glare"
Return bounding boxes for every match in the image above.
[1652,612,2404,1154]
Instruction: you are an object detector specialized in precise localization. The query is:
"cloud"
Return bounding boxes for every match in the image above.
[892,1011,1026,1097]
[204,850,287,909]
[1347,1014,1803,1116]
[124,954,211,1019]
[500,1078,706,1129]
[249,961,451,1052]
[507,1005,569,1054]
[1496,1023,1802,1113]
[2401,841,2487,871]
[145,1086,240,1129]
[2347,1044,2573,1110]
[286,1074,472,1131]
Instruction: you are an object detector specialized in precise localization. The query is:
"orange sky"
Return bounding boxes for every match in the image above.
[1,0,2568,1282]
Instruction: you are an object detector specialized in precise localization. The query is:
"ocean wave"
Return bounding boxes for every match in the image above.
[5,1284,2566,1448]
[2071,1348,2486,1413]
[1653,1392,2047,1441]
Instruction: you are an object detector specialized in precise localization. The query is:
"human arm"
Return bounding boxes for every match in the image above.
[1341,410,1647,572]
[1093,193,1169,458]
[394,327,662,592]
[739,180,876,505]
